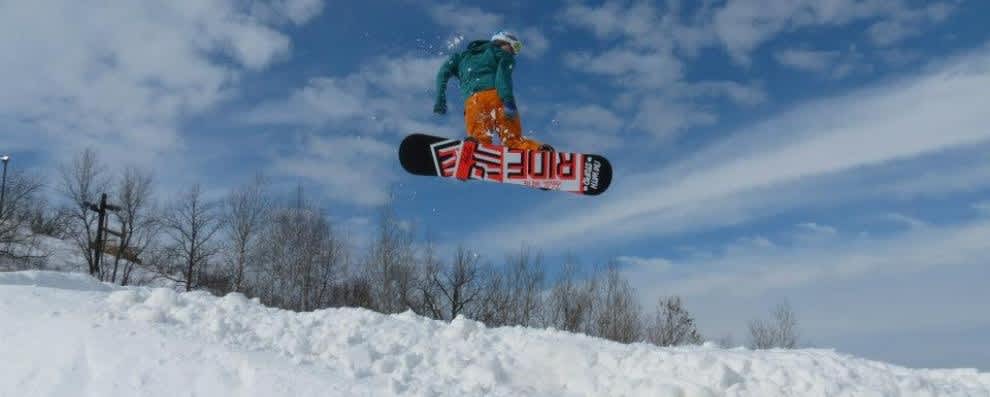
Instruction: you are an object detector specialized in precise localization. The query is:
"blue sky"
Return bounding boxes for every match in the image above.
[3,0,990,370]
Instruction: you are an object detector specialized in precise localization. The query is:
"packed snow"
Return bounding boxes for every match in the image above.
[1,271,988,397]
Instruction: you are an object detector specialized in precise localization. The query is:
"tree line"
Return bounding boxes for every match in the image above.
[0,149,800,349]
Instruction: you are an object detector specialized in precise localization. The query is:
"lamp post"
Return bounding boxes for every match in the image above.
[0,155,9,220]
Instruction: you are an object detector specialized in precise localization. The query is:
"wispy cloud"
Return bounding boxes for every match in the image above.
[471,44,990,253]
[681,81,768,107]
[558,2,774,142]
[795,222,839,244]
[274,135,396,206]
[244,54,449,135]
[564,49,684,88]
[550,105,625,151]
[868,2,958,47]
[427,4,550,58]
[712,0,884,64]
[880,213,927,229]
[624,217,990,302]
[0,0,325,167]
[775,49,840,72]
[619,216,990,349]
[519,27,551,58]
[243,54,452,206]
[712,0,953,64]
[428,4,503,38]
[617,256,673,273]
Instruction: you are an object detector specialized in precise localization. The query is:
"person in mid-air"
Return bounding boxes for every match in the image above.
[433,30,553,152]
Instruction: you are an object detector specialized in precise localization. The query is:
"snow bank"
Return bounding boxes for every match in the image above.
[0,270,115,291]
[1,271,988,397]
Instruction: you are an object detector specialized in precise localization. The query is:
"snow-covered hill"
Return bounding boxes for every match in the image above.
[1,271,988,397]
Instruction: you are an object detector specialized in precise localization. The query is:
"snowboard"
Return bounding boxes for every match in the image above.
[398,133,611,195]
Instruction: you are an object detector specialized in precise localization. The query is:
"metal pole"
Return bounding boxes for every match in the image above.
[0,155,9,220]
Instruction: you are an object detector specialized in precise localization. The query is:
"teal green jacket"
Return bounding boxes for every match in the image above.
[435,40,517,106]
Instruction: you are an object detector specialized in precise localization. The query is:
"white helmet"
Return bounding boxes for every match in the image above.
[491,30,522,54]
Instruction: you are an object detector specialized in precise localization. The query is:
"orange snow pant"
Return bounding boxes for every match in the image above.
[464,89,542,150]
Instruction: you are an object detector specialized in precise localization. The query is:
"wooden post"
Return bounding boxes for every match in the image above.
[85,193,122,278]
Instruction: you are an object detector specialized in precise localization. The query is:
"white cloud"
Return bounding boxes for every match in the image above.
[880,213,927,229]
[879,49,923,67]
[559,2,772,143]
[246,77,368,126]
[561,0,956,70]
[681,81,768,107]
[560,1,712,54]
[796,222,837,235]
[243,54,458,206]
[631,218,990,299]
[619,217,990,349]
[429,4,503,38]
[632,97,718,142]
[245,55,447,133]
[712,0,894,64]
[793,222,839,245]
[274,135,396,206]
[555,105,624,132]
[877,147,990,199]
[0,0,324,167]
[557,0,957,147]
[565,49,684,88]
[560,1,661,43]
[726,236,777,255]
[868,2,958,47]
[711,0,956,64]
[468,44,990,253]
[550,105,625,151]
[617,256,673,273]
[253,0,325,25]
[775,49,840,72]
[520,28,551,58]
[428,4,549,59]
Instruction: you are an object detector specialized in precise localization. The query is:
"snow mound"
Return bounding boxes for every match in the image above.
[1,271,988,397]
[0,270,115,291]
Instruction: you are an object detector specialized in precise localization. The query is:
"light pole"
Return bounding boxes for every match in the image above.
[0,155,9,220]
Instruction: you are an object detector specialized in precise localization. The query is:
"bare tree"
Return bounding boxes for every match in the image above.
[546,261,596,334]
[253,186,347,311]
[160,184,222,291]
[501,246,546,327]
[364,194,417,313]
[415,240,445,319]
[330,276,374,308]
[109,166,157,285]
[716,334,736,348]
[470,247,548,328]
[26,198,72,239]
[474,263,510,326]
[0,170,48,268]
[593,263,642,343]
[222,174,271,292]
[645,296,704,347]
[431,246,483,320]
[59,149,108,276]
[749,301,800,349]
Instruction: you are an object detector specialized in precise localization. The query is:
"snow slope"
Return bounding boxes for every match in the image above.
[1,271,988,397]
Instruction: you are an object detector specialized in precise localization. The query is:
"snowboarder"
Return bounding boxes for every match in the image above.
[433,31,553,152]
